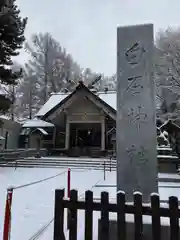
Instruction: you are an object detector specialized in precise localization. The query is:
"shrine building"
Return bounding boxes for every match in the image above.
[19,81,117,157]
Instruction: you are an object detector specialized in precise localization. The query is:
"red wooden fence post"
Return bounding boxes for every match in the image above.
[3,187,13,240]
[67,168,71,198]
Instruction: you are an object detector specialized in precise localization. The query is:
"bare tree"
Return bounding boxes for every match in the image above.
[155,27,180,118]
[15,32,118,119]
[16,63,40,119]
[25,32,81,103]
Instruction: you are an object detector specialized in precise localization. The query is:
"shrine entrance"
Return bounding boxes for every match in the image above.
[70,123,101,149]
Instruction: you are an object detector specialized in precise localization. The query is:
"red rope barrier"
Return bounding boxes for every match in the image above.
[3,187,13,240]
[13,170,67,190]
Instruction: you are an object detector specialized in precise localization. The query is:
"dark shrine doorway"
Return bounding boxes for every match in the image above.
[69,123,101,148]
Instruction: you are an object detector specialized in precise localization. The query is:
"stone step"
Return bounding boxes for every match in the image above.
[0,162,116,170]
[18,158,116,163]
[10,161,116,167]
[16,161,116,167]
[1,155,179,172]
[14,158,115,164]
[0,157,116,170]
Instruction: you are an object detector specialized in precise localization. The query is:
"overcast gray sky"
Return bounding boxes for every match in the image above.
[16,0,180,76]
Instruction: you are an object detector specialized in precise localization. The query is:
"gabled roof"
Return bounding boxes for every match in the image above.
[36,82,117,118]
[37,82,116,120]
[35,81,162,120]
[160,119,180,133]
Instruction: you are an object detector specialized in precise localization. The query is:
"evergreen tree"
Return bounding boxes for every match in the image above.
[0,0,27,112]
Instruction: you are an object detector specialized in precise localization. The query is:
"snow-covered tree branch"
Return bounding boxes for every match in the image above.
[155,28,180,118]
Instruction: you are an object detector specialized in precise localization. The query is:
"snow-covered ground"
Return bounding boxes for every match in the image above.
[0,167,180,239]
[93,171,180,200]
[0,167,105,240]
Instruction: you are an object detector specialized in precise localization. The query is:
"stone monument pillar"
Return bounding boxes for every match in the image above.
[116,24,158,202]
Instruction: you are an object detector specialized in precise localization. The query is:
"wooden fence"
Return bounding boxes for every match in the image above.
[53,189,180,240]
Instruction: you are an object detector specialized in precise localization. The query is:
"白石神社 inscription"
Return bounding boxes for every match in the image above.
[116,24,158,202]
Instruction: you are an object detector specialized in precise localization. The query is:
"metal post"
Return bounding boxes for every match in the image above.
[110,157,112,172]
[104,160,106,181]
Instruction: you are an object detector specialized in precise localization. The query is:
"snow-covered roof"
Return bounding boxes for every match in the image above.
[98,92,116,111]
[0,115,21,124]
[36,93,69,117]
[22,119,54,128]
[36,91,117,117]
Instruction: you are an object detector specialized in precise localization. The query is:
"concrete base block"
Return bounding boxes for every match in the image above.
[98,219,174,240]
